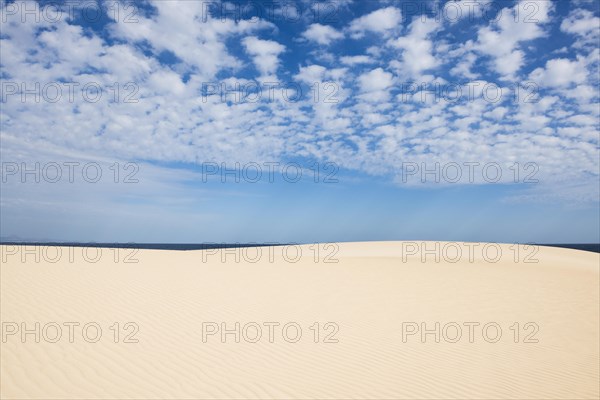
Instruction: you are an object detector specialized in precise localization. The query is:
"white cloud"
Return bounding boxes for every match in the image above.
[147,70,186,95]
[561,9,600,36]
[450,52,478,79]
[560,8,600,49]
[295,65,328,83]
[529,58,588,88]
[563,85,598,103]
[358,68,394,92]
[242,36,286,77]
[293,64,351,134]
[302,23,344,45]
[388,17,440,78]
[486,106,509,120]
[348,7,402,38]
[475,0,553,79]
[357,67,394,103]
[340,55,374,66]
[566,114,597,127]
[108,1,273,80]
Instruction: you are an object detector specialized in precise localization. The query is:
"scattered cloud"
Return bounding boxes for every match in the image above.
[474,0,553,79]
[529,57,588,88]
[340,55,374,66]
[0,0,598,213]
[242,36,286,77]
[388,17,440,78]
[302,23,344,45]
[348,6,402,38]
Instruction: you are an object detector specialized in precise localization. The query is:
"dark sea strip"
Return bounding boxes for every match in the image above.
[1,242,599,253]
[539,243,600,253]
[0,242,289,250]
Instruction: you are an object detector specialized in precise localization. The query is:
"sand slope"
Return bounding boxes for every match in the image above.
[1,242,598,399]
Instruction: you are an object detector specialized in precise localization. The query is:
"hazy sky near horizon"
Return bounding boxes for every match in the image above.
[1,0,599,243]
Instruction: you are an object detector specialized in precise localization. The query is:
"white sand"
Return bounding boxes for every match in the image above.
[1,242,598,399]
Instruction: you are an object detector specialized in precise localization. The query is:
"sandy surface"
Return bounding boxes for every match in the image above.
[1,242,598,399]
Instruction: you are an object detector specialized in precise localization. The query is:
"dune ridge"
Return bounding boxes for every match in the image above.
[1,242,599,399]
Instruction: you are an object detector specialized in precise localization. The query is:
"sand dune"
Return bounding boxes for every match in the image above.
[1,242,598,399]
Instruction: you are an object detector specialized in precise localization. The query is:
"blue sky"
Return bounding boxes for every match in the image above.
[0,0,599,243]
